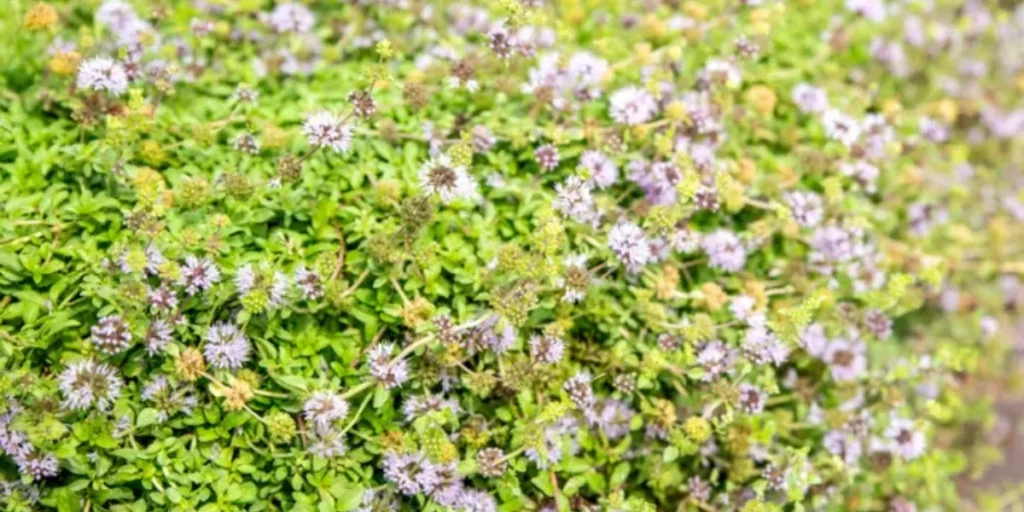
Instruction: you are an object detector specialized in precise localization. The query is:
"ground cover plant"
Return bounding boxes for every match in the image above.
[1,0,1023,510]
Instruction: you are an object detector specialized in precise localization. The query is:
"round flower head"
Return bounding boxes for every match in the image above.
[702,229,747,272]
[608,221,651,273]
[15,450,59,480]
[457,490,498,512]
[77,57,129,96]
[383,451,440,495]
[792,83,829,114]
[535,144,560,172]
[402,394,462,422]
[233,133,260,154]
[824,429,863,465]
[609,86,658,125]
[303,391,350,432]
[822,109,862,147]
[697,340,736,381]
[563,371,594,408]
[824,337,867,382]
[142,376,196,422]
[885,417,926,460]
[418,155,478,204]
[204,322,251,370]
[91,315,132,354]
[367,343,409,389]
[180,256,220,296]
[294,267,324,300]
[147,282,178,312]
[267,2,315,34]
[553,176,597,224]
[143,318,173,355]
[800,323,829,358]
[580,150,618,189]
[302,111,353,153]
[786,191,825,228]
[586,399,635,440]
[308,428,347,458]
[529,334,565,364]
[737,384,768,414]
[59,359,123,411]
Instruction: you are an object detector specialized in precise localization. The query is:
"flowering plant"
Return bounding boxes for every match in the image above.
[1,0,1023,510]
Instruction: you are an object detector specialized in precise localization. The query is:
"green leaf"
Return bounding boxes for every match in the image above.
[136,408,160,429]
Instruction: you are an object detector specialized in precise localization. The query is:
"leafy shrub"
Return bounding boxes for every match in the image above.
[1,0,1022,511]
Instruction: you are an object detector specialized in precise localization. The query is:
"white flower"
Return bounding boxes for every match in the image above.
[702,58,742,88]
[885,417,926,460]
[303,391,350,432]
[580,150,618,189]
[702,229,747,272]
[822,109,862,147]
[59,360,123,411]
[418,155,478,204]
[553,176,597,224]
[204,323,251,371]
[792,83,828,114]
[302,111,354,153]
[76,57,129,96]
[609,86,658,125]
[786,191,825,227]
[607,221,651,272]
[267,3,315,34]
[846,0,886,22]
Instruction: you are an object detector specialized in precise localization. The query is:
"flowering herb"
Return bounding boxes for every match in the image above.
[0,0,1020,510]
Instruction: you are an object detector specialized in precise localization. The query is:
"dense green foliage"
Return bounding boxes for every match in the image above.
[1,0,1023,510]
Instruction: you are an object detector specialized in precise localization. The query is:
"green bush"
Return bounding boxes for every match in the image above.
[1,0,1022,510]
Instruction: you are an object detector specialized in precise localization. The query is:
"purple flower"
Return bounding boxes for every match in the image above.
[609,86,657,125]
[885,417,926,460]
[529,334,565,364]
[402,394,462,422]
[824,337,867,382]
[580,150,618,188]
[696,340,736,381]
[303,391,350,432]
[148,282,178,312]
[737,384,767,414]
[77,57,129,96]
[702,229,747,272]
[59,360,123,411]
[180,256,220,295]
[586,399,634,439]
[563,372,594,408]
[267,3,315,34]
[822,109,862,147]
[608,221,651,273]
[14,450,59,480]
[144,318,173,355]
[553,176,597,224]
[742,327,789,366]
[419,155,478,204]
[383,451,440,495]
[294,267,324,300]
[786,191,824,227]
[535,144,560,172]
[91,315,132,354]
[367,343,409,389]
[204,322,251,370]
[824,430,862,465]
[792,83,828,114]
[303,111,353,153]
[799,323,829,358]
